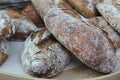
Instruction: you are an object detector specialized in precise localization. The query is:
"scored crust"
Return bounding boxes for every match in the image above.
[6,8,32,22]
[21,28,71,78]
[0,8,38,40]
[89,17,120,49]
[32,0,72,19]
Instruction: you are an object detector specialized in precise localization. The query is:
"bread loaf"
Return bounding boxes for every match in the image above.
[0,38,9,65]
[0,10,15,38]
[92,0,112,5]
[112,0,120,10]
[44,8,118,73]
[66,0,98,18]
[96,3,120,33]
[32,0,72,19]
[4,8,38,40]
[21,28,71,78]
[89,17,120,49]
[22,4,45,27]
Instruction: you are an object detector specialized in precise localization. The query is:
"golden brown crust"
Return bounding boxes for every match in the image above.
[22,4,45,27]
[66,0,98,18]
[3,8,38,41]
[0,38,9,65]
[0,52,8,65]
[6,8,31,22]
[32,0,72,19]
[63,9,82,19]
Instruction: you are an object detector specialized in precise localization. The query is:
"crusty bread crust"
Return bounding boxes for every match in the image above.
[32,0,72,19]
[2,8,38,40]
[96,3,120,33]
[89,17,120,49]
[44,8,117,73]
[0,38,9,65]
[22,4,45,27]
[66,0,98,18]
[21,28,71,77]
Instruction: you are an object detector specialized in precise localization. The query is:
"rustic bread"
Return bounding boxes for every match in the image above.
[44,8,118,73]
[96,3,120,33]
[66,0,98,18]
[21,28,71,78]
[22,4,45,27]
[32,0,72,19]
[92,0,112,5]
[4,8,38,40]
[0,38,9,65]
[89,17,120,49]
[112,0,120,10]
[6,8,31,21]
[0,10,16,38]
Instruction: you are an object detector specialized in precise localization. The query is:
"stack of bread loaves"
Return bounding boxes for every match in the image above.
[0,3,44,65]
[30,0,120,78]
[0,0,120,79]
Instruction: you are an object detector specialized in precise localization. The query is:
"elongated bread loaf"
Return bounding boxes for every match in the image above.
[32,0,72,19]
[22,4,45,27]
[66,0,98,18]
[44,8,118,73]
[0,8,38,40]
[96,3,120,33]
[89,17,120,49]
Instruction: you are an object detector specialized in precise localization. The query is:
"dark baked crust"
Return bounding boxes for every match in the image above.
[66,0,98,18]
[4,8,38,41]
[22,4,45,27]
[0,38,9,65]
[89,17,120,49]
[32,0,72,19]
[21,28,71,78]
[6,8,31,21]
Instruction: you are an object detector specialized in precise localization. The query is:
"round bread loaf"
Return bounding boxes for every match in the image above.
[21,28,71,78]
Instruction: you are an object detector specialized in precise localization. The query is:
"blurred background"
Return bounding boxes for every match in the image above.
[0,0,30,9]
